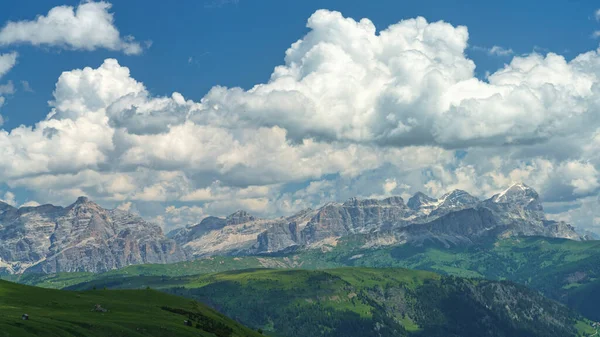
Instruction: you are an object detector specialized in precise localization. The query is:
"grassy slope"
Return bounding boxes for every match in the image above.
[0,280,263,337]
[65,268,596,337]
[328,237,600,319]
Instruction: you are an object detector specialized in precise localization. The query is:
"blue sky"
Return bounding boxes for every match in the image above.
[1,0,600,232]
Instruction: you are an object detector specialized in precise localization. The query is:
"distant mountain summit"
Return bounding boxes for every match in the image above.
[0,197,186,274]
[407,192,436,210]
[169,183,584,257]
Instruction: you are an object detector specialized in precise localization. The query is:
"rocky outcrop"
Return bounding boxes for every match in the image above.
[168,210,286,257]
[256,222,302,253]
[300,197,412,245]
[0,197,186,274]
[226,210,256,225]
[169,216,228,245]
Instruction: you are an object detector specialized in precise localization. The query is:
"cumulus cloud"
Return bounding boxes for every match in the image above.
[1,10,600,232]
[0,2,143,54]
[195,11,600,150]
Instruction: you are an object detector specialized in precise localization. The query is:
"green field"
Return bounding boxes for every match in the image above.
[0,279,263,337]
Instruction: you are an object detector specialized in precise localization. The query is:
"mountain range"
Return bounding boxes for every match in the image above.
[0,183,585,274]
[170,182,582,256]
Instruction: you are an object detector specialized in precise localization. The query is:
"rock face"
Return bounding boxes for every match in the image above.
[300,197,412,245]
[0,197,186,274]
[171,183,584,257]
[481,183,580,240]
[169,211,285,257]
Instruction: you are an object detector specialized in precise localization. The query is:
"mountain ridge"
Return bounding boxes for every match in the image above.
[171,182,583,257]
[0,183,587,274]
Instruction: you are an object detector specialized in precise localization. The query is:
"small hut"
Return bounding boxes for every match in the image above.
[21,314,29,320]
[184,320,192,327]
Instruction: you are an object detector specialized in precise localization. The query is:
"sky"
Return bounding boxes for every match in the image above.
[1,0,600,233]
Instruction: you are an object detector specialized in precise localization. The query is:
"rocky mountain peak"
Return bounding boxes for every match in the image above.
[407,192,436,210]
[491,183,539,205]
[484,183,545,223]
[436,190,479,209]
[75,196,90,204]
[442,189,477,202]
[68,196,101,209]
[226,210,256,225]
[66,196,105,217]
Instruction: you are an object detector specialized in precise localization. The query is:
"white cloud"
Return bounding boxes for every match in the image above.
[0,191,16,206]
[0,81,15,95]
[0,53,17,113]
[474,45,514,56]
[547,196,600,231]
[0,2,142,54]
[488,45,514,56]
[151,205,205,232]
[21,81,33,93]
[21,200,40,207]
[1,10,600,232]
[383,178,398,195]
[595,9,600,21]
[0,52,17,78]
